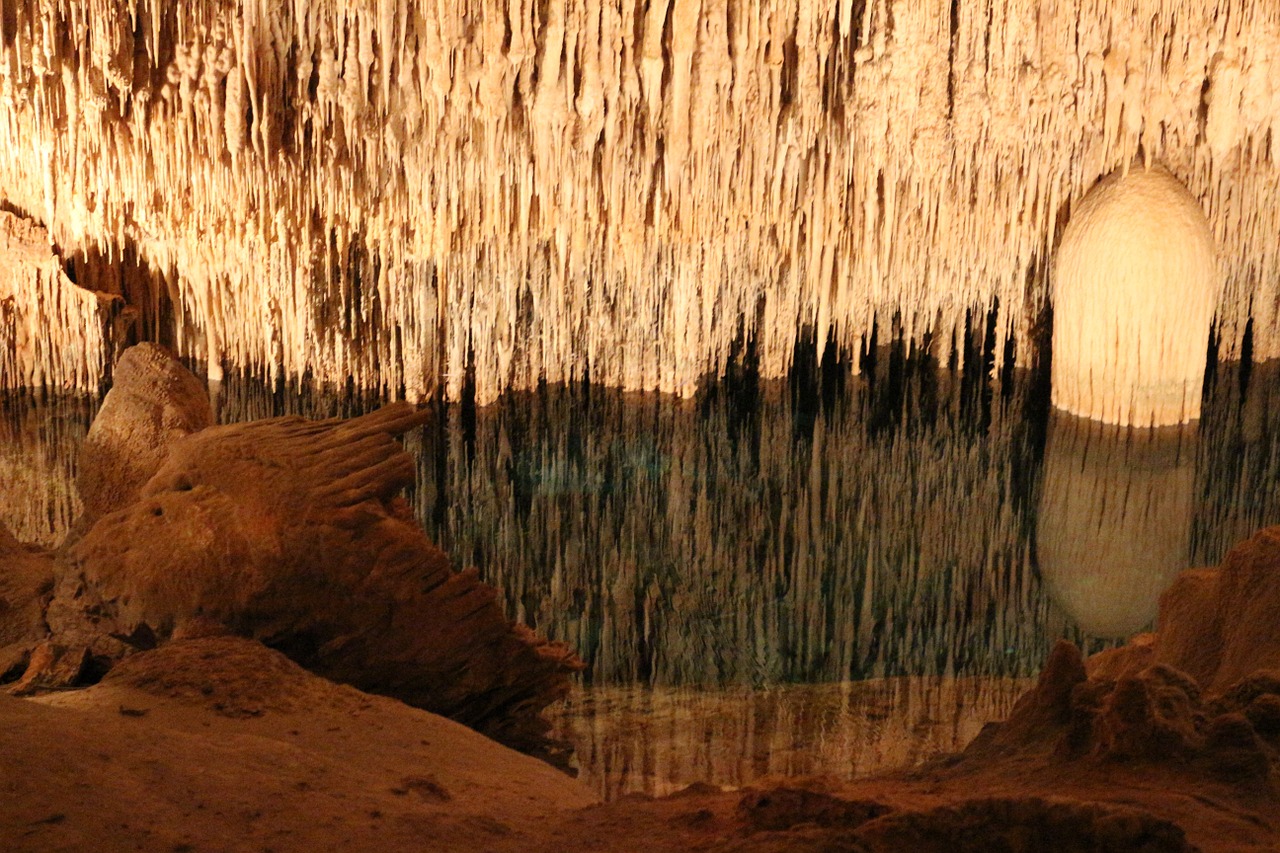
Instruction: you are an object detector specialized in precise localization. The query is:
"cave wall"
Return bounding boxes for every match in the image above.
[1,0,1278,401]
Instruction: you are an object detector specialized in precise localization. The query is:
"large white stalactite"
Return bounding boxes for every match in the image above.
[1,1,1279,403]
[1051,165,1220,427]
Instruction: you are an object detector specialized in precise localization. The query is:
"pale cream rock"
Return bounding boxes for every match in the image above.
[0,2,1277,402]
[1051,165,1218,427]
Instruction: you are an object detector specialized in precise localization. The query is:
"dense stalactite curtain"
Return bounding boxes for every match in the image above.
[0,0,1277,399]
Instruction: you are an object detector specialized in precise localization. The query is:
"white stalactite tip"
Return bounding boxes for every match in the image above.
[1051,164,1220,427]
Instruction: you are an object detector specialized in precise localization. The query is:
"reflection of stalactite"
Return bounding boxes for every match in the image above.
[1035,411,1196,637]
[0,391,96,547]
[11,358,1280,684]
[1193,360,1280,565]
[550,676,1032,799]
[413,351,1070,687]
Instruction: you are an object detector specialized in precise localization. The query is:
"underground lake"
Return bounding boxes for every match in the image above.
[5,333,1277,800]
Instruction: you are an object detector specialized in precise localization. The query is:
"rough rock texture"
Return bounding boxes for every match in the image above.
[0,524,54,681]
[17,344,581,764]
[1209,528,1280,692]
[1084,632,1155,681]
[76,342,214,521]
[1154,568,1223,687]
[960,637,1278,782]
[1153,526,1280,692]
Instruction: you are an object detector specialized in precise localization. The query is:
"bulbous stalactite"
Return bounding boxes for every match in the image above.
[1050,165,1219,427]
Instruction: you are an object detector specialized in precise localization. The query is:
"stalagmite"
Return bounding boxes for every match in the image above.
[1050,165,1220,426]
[0,211,115,392]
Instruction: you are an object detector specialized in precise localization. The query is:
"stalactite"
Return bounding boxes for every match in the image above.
[0,211,116,391]
[1051,165,1218,426]
[0,1,1277,403]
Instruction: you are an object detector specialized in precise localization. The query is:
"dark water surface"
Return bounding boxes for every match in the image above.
[3,353,1279,796]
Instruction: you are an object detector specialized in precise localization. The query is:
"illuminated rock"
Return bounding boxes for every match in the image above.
[0,4,1278,402]
[1051,165,1219,426]
[29,346,581,764]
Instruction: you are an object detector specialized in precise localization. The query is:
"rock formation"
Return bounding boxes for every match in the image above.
[0,525,54,682]
[75,342,215,522]
[3,344,581,764]
[1050,165,1219,427]
[1153,525,1280,692]
[2,2,1280,409]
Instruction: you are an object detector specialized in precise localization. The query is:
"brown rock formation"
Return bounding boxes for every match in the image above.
[0,524,54,680]
[75,342,214,522]
[1152,526,1280,693]
[13,344,582,764]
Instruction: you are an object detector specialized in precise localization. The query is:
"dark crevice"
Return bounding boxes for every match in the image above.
[62,239,177,358]
[947,0,960,119]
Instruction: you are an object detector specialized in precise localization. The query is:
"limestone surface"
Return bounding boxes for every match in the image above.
[14,344,582,764]
[2,2,1280,406]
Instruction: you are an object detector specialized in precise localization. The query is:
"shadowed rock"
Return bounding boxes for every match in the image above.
[851,797,1196,853]
[0,523,54,680]
[735,787,891,832]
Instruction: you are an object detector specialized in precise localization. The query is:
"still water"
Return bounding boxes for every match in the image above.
[3,347,1277,797]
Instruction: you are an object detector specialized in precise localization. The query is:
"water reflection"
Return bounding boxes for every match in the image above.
[0,390,95,547]
[550,676,1032,799]
[411,368,1067,688]
[1036,413,1196,637]
[4,357,1280,796]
